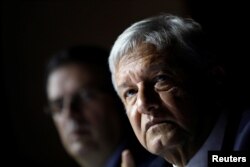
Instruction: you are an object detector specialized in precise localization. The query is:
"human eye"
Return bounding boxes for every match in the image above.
[79,87,101,101]
[49,99,63,114]
[79,89,94,100]
[153,74,173,90]
[154,74,169,83]
[123,88,137,99]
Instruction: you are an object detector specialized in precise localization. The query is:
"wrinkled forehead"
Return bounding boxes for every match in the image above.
[113,43,176,87]
[117,43,169,71]
[47,64,87,99]
[47,64,107,99]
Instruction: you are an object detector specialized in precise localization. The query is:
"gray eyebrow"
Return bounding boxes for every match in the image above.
[117,65,174,87]
[117,83,132,90]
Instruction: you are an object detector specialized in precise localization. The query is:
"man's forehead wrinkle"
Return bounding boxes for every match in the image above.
[118,51,142,70]
[117,56,149,85]
[119,56,169,77]
[116,68,142,87]
[118,43,160,65]
[115,43,173,89]
[119,45,162,71]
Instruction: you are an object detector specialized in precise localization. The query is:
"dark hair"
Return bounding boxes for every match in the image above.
[46,45,108,81]
[45,45,133,135]
[47,45,108,71]
[46,45,119,93]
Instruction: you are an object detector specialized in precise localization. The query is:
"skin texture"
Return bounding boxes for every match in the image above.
[47,63,122,167]
[114,44,216,167]
[121,149,135,167]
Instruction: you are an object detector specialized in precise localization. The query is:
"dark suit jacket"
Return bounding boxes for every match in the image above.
[233,109,250,150]
[222,109,250,151]
[104,138,159,167]
[147,109,250,167]
[105,109,250,167]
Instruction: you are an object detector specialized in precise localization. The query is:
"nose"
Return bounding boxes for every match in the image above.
[136,83,160,114]
[62,96,84,118]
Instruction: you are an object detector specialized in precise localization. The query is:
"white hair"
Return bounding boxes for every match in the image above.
[109,14,212,91]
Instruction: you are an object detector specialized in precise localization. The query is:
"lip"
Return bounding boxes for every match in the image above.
[72,127,91,135]
[145,118,176,132]
[69,128,92,141]
[69,126,91,137]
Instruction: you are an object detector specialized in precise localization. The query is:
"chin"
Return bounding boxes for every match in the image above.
[69,142,87,155]
[146,132,185,155]
[146,134,167,155]
[69,140,98,157]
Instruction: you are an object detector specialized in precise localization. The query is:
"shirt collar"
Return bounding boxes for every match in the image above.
[173,112,227,167]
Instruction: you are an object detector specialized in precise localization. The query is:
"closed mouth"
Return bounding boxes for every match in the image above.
[69,126,92,137]
[146,119,176,132]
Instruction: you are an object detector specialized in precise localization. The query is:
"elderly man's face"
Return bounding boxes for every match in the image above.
[114,44,205,156]
[47,64,121,158]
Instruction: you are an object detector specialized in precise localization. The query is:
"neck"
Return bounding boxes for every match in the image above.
[162,140,199,167]
[74,145,115,167]
[74,137,122,167]
[76,153,109,167]
[162,113,219,167]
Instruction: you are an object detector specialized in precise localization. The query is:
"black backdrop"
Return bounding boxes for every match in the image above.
[1,0,249,166]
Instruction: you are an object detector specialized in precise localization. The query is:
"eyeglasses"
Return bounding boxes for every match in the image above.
[45,88,104,115]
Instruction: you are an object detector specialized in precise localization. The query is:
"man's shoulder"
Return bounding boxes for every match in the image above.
[126,141,157,167]
[122,136,169,167]
[147,157,172,167]
[234,109,250,150]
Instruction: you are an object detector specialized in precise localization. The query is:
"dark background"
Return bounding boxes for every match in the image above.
[1,0,249,166]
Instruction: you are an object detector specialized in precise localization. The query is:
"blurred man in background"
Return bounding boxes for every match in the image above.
[45,46,157,167]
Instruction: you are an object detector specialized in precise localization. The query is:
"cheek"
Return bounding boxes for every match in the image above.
[127,105,146,147]
[53,116,69,142]
[159,90,194,132]
[86,99,118,132]
[160,92,182,118]
[53,116,65,131]
[85,102,106,125]
[86,108,102,125]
